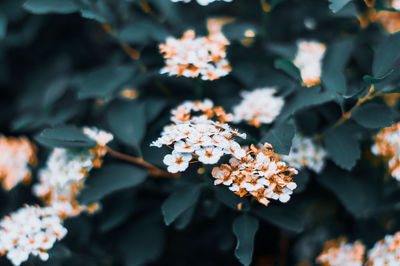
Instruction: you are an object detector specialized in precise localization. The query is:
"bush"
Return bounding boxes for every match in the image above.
[1,0,400,265]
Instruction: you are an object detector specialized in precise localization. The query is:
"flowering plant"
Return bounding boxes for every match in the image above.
[1,0,400,265]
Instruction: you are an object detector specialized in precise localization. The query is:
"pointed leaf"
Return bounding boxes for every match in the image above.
[261,122,295,155]
[35,125,96,148]
[79,163,147,204]
[232,214,259,266]
[352,101,393,128]
[161,184,202,226]
[23,0,79,14]
[373,32,400,77]
[107,100,146,149]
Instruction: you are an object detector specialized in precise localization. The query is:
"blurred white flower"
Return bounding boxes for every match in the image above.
[232,88,284,127]
[367,232,400,266]
[372,122,400,181]
[0,136,37,190]
[282,135,327,173]
[316,238,365,266]
[159,29,231,81]
[294,40,326,87]
[0,205,67,266]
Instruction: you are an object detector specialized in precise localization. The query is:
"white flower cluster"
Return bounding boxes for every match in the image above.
[293,40,326,87]
[212,143,298,206]
[33,127,113,217]
[282,135,327,173]
[170,0,232,5]
[0,136,37,190]
[367,232,400,266]
[159,29,231,81]
[151,100,246,173]
[372,122,400,181]
[232,88,284,127]
[0,205,67,266]
[316,239,365,266]
[33,148,95,216]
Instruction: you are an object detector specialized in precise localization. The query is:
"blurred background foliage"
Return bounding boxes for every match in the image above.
[1,0,400,265]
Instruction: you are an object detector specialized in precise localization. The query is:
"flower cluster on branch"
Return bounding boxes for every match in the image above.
[212,143,298,206]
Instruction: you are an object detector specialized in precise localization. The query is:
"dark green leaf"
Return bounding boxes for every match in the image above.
[120,20,168,44]
[232,214,259,266]
[107,100,146,149]
[174,206,195,231]
[322,39,353,95]
[79,163,147,204]
[23,0,79,14]
[119,214,165,266]
[0,15,7,38]
[75,66,133,99]
[318,167,368,217]
[35,125,96,148]
[161,184,202,226]
[328,0,352,13]
[277,86,335,122]
[323,122,361,170]
[352,102,393,128]
[253,205,305,232]
[373,32,400,77]
[274,58,301,81]
[261,122,295,155]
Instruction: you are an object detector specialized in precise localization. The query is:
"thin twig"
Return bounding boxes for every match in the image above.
[106,146,179,178]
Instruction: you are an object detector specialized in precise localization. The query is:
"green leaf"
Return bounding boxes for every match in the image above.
[23,0,79,14]
[79,163,147,204]
[174,206,195,231]
[328,0,352,13]
[322,39,353,95]
[232,214,259,266]
[318,167,369,217]
[0,14,7,38]
[35,125,96,148]
[373,32,400,77]
[75,66,133,99]
[119,214,165,266]
[107,100,146,149]
[261,122,295,155]
[214,186,250,211]
[252,205,305,233]
[352,102,393,128]
[161,184,202,226]
[323,122,361,170]
[119,20,168,44]
[277,86,335,122]
[274,58,301,81]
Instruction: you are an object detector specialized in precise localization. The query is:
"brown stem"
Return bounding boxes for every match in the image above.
[333,85,376,128]
[105,146,180,178]
[315,85,376,142]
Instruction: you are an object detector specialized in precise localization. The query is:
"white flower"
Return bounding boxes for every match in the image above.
[33,147,98,217]
[367,232,400,266]
[0,205,68,266]
[317,239,365,266]
[0,136,37,190]
[293,40,326,87]
[282,135,327,173]
[83,127,113,146]
[163,151,192,173]
[159,29,231,80]
[174,141,196,153]
[196,146,224,164]
[233,88,284,127]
